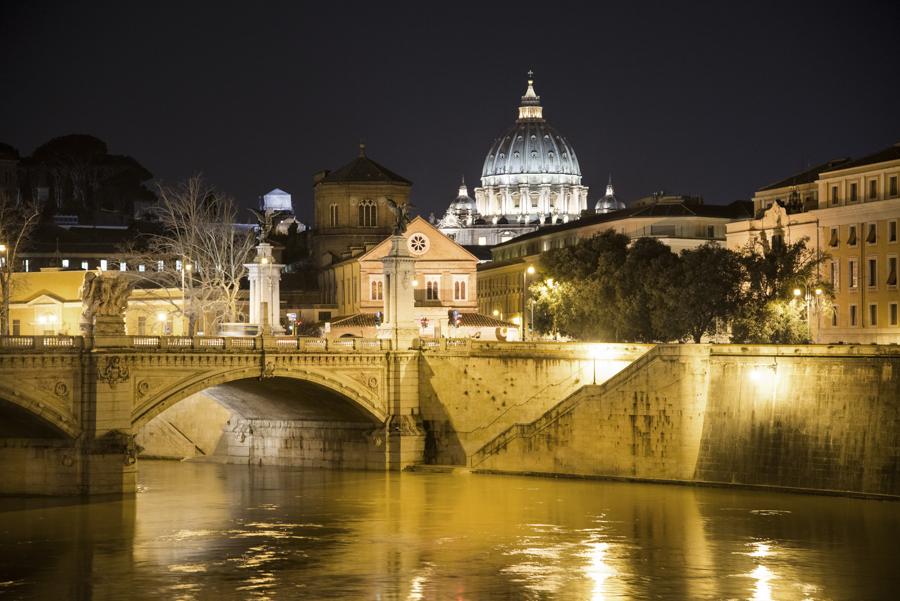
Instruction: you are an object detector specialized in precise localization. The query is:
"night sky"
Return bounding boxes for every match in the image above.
[2,0,898,222]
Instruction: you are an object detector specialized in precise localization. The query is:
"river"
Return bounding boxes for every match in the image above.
[0,460,897,600]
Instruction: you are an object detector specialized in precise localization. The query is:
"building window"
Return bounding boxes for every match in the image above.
[706,225,716,238]
[850,305,858,327]
[318,311,332,322]
[890,176,898,197]
[157,260,165,271]
[330,204,339,227]
[453,276,468,300]
[847,225,857,246]
[866,223,877,244]
[888,256,898,287]
[358,199,377,227]
[478,236,487,246]
[850,182,858,202]
[867,258,877,288]
[832,306,839,327]
[830,261,840,291]
[138,316,147,335]
[100,259,108,271]
[848,259,858,289]
[869,179,878,200]
[176,259,182,271]
[830,185,839,205]
[889,221,897,243]
[138,264,145,272]
[890,303,898,326]
[24,259,29,272]
[61,259,69,268]
[370,276,383,301]
[426,276,440,300]
[828,227,839,248]
[119,262,127,271]
[12,320,20,336]
[869,304,878,327]
[81,261,89,270]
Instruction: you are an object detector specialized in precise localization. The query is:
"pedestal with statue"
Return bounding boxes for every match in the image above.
[78,271,134,338]
[245,242,284,335]
[378,199,419,350]
[376,199,425,468]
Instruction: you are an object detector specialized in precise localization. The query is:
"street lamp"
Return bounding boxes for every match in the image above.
[522,264,535,341]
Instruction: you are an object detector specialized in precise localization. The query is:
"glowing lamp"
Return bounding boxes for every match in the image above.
[793,288,802,297]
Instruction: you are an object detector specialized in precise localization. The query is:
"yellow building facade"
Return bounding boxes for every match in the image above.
[727,142,900,343]
[7,269,187,336]
[320,217,488,337]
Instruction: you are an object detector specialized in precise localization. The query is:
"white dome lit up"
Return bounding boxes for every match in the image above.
[474,73,589,224]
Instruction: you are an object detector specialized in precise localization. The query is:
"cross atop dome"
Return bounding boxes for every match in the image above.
[518,70,543,120]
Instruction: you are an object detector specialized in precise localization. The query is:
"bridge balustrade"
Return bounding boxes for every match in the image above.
[0,335,83,351]
[0,335,391,353]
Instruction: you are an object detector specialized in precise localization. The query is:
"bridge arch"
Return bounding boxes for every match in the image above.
[0,382,79,439]
[131,363,387,431]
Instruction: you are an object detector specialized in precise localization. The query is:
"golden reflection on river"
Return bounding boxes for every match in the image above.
[0,461,898,600]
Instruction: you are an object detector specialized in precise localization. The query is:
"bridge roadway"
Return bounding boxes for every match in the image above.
[0,334,638,496]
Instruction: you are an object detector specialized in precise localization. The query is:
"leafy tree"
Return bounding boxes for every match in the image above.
[731,235,826,343]
[538,230,629,340]
[614,237,679,342]
[669,244,745,343]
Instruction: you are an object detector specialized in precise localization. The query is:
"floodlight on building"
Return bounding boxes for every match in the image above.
[0,244,6,253]
[793,288,802,297]
[527,265,536,275]
[156,312,167,322]
[492,309,499,317]
[412,279,419,287]
[815,288,823,296]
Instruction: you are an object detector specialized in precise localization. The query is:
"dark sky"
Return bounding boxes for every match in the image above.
[2,0,898,222]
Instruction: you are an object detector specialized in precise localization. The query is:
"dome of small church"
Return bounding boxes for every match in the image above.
[594,176,625,214]
[481,75,582,188]
[450,177,476,211]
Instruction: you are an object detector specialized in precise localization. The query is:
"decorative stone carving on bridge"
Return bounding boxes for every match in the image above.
[97,356,130,387]
[79,272,134,336]
[260,361,276,380]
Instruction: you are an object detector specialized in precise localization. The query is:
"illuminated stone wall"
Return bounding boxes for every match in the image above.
[463,345,900,497]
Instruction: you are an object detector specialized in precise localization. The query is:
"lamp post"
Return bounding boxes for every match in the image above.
[793,284,823,341]
[522,264,535,341]
[182,260,193,336]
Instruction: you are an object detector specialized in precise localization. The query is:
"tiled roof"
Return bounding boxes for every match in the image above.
[319,155,411,185]
[329,312,515,329]
[821,142,900,173]
[331,313,377,327]
[459,313,516,328]
[491,200,752,249]
[758,158,850,191]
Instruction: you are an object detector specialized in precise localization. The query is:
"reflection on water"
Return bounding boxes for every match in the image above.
[0,461,898,600]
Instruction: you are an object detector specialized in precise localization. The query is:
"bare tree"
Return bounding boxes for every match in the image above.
[126,176,255,336]
[0,197,42,335]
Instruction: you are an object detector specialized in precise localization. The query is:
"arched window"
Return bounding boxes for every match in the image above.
[330,204,339,227]
[358,199,376,227]
[453,278,467,300]
[370,277,383,301]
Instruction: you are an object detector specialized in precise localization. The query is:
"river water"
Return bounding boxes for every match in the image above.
[0,461,897,600]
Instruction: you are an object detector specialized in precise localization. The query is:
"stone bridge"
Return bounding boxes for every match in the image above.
[0,335,639,496]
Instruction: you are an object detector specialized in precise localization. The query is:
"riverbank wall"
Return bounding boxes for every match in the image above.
[429,345,900,498]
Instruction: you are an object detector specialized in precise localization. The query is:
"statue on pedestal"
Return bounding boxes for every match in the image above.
[79,272,133,336]
[386,198,413,235]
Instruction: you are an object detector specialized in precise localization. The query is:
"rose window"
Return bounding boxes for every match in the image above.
[407,233,429,255]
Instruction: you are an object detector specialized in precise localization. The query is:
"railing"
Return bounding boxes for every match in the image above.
[0,335,83,351]
[0,335,392,353]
